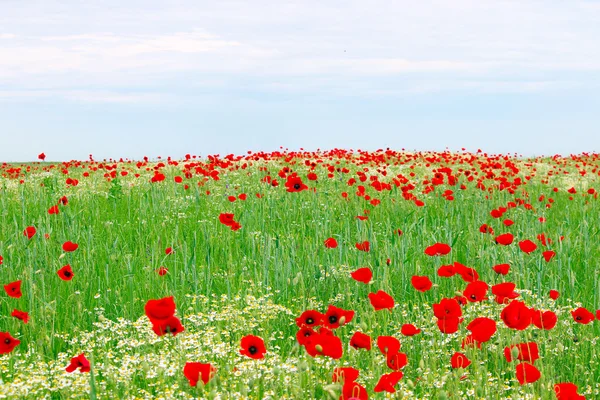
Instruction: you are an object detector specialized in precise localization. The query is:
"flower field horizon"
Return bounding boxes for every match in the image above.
[0,148,599,399]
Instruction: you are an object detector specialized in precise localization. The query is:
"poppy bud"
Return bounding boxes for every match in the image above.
[511,347,520,360]
[315,344,323,353]
[338,316,346,325]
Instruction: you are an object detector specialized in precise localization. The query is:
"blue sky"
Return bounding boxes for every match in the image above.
[1,0,599,161]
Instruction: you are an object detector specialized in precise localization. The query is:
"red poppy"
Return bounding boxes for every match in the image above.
[495,233,514,245]
[492,282,520,304]
[504,342,539,364]
[531,310,557,330]
[38,152,46,160]
[0,332,20,354]
[385,351,408,371]
[549,289,560,300]
[145,296,176,322]
[501,300,533,330]
[433,298,462,320]
[285,176,308,192]
[157,266,168,276]
[369,290,395,311]
[450,352,471,368]
[151,315,184,336]
[479,223,494,234]
[571,307,595,324]
[349,331,372,350]
[377,336,401,356]
[355,241,370,252]
[165,247,173,255]
[436,317,461,334]
[597,310,600,320]
[462,280,487,303]
[295,310,324,328]
[543,250,556,262]
[332,367,360,383]
[4,280,22,298]
[554,383,585,400]
[424,243,451,256]
[324,237,338,249]
[400,324,421,336]
[493,263,510,275]
[466,317,497,343]
[323,305,354,329]
[57,265,74,281]
[411,276,432,292]
[48,205,60,214]
[295,327,316,346]
[11,309,29,324]
[515,362,541,385]
[518,240,537,254]
[304,328,343,359]
[437,264,456,277]
[219,213,235,226]
[23,226,36,239]
[62,241,78,252]
[351,267,372,284]
[374,371,404,393]
[340,381,368,400]
[453,262,479,282]
[65,353,90,373]
[239,335,266,359]
[183,362,216,386]
[503,219,514,226]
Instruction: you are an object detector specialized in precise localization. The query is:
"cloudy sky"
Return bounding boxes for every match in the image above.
[1,0,599,161]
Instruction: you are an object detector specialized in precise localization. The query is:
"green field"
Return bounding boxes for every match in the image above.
[0,150,598,399]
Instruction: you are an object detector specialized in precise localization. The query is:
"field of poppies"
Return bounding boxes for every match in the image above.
[0,149,599,399]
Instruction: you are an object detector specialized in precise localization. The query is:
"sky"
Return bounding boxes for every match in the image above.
[1,0,600,161]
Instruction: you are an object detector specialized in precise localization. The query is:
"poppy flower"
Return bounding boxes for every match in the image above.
[531,310,557,330]
[219,213,235,226]
[0,332,20,354]
[23,226,36,239]
[453,262,479,282]
[65,353,90,373]
[355,241,370,252]
[183,362,216,386]
[38,152,46,160]
[504,342,539,364]
[463,280,489,302]
[340,381,368,400]
[411,275,432,292]
[571,307,595,324]
[304,328,343,359]
[493,263,510,275]
[450,352,471,369]
[385,351,408,371]
[377,336,401,356]
[323,305,354,329]
[424,243,451,256]
[58,196,68,205]
[515,362,541,385]
[436,317,461,334]
[11,309,29,324]
[597,310,600,321]
[332,367,360,383]
[157,266,168,276]
[495,233,514,245]
[351,267,372,284]
[369,290,395,311]
[492,282,520,304]
[48,205,59,214]
[151,315,184,336]
[518,240,537,254]
[295,310,324,328]
[437,264,456,277]
[549,289,560,300]
[433,298,462,320]
[543,250,556,262]
[295,327,316,346]
[285,176,308,192]
[466,317,497,343]
[501,300,533,330]
[145,296,176,322]
[503,219,514,226]
[57,265,74,281]
[239,335,266,359]
[165,247,173,255]
[324,237,338,249]
[349,331,372,350]
[374,371,404,393]
[400,324,421,336]
[4,280,22,298]
[554,383,585,400]
[62,241,78,252]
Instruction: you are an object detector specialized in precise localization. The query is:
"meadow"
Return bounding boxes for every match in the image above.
[0,149,598,399]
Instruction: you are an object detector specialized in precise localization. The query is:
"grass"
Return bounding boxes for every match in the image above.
[0,150,598,399]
